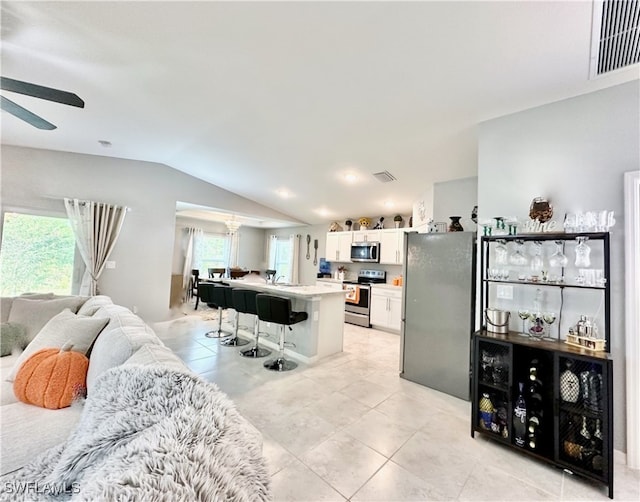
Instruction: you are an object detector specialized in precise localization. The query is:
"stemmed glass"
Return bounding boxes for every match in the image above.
[495,240,508,265]
[509,240,529,266]
[530,242,544,273]
[518,310,530,335]
[575,237,591,267]
[548,241,568,268]
[543,312,557,339]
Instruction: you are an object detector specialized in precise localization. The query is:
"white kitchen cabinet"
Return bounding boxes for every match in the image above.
[370,286,402,332]
[315,279,344,291]
[378,229,405,265]
[352,229,381,243]
[325,232,352,262]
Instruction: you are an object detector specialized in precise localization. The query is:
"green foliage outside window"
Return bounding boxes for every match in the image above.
[0,213,76,296]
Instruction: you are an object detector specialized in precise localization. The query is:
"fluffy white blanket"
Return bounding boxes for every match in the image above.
[1,366,270,501]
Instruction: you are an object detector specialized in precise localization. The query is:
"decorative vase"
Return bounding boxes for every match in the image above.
[394,221,401,228]
[449,216,464,232]
[360,225,368,231]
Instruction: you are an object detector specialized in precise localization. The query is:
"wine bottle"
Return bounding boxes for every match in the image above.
[513,382,527,448]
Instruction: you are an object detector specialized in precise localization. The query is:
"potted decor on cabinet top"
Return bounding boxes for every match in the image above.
[393,215,403,228]
[344,219,353,231]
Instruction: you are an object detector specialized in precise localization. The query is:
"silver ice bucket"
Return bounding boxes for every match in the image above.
[485,308,511,334]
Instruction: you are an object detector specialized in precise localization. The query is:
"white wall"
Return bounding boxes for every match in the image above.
[0,146,298,321]
[478,80,640,452]
[433,176,478,232]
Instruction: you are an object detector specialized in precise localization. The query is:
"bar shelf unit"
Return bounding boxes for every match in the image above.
[472,232,613,498]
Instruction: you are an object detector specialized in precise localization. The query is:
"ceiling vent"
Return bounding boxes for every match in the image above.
[372,171,397,183]
[590,0,640,77]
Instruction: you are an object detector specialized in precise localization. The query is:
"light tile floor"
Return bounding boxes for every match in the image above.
[153,308,639,501]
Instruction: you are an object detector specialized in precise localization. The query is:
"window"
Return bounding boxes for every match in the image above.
[193,232,229,274]
[268,235,294,283]
[0,212,76,296]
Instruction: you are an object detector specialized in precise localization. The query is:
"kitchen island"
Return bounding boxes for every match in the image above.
[223,279,346,363]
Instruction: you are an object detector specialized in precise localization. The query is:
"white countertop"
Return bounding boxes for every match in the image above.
[371,283,403,290]
[224,279,347,298]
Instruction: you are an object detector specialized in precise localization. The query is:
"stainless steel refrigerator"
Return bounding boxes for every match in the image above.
[400,231,477,400]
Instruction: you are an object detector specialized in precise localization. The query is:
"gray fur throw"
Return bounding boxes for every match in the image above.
[1,365,270,501]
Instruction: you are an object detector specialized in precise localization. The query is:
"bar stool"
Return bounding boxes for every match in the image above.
[203,284,234,339]
[256,294,308,372]
[233,289,271,358]
[219,287,250,347]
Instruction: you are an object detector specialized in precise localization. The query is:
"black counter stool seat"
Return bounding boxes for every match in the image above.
[256,294,308,372]
[233,289,271,358]
[219,287,250,347]
[201,284,234,339]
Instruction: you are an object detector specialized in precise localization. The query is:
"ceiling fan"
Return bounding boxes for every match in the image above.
[0,76,84,130]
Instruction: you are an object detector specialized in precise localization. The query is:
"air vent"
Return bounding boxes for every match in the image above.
[590,0,640,77]
[372,171,397,183]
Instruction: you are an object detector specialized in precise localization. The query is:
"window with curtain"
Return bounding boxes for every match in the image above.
[0,212,77,296]
[268,234,299,283]
[193,232,230,274]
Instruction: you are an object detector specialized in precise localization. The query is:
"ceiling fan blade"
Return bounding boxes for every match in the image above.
[1,77,84,108]
[1,96,56,130]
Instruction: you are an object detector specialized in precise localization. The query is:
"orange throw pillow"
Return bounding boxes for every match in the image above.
[13,342,89,409]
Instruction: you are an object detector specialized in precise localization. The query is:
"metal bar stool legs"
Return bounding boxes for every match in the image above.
[264,324,298,371]
[240,314,271,358]
[220,309,250,346]
[256,294,308,372]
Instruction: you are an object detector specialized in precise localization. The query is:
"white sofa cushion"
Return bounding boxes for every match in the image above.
[77,295,113,316]
[7,297,88,344]
[0,401,83,476]
[6,309,109,382]
[1,354,19,406]
[92,304,148,332]
[0,298,13,324]
[86,325,161,394]
[123,344,191,374]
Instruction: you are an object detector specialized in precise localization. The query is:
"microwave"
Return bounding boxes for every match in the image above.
[350,241,380,263]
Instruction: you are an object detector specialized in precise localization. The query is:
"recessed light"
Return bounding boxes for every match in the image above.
[276,189,292,198]
[315,208,330,217]
[98,140,112,147]
[384,201,395,208]
[344,173,358,183]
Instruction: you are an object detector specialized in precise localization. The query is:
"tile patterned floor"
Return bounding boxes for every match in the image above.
[153,309,640,501]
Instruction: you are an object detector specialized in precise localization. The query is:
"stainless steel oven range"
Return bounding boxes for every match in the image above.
[343,269,386,327]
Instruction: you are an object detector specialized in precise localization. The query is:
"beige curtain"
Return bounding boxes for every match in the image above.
[64,198,128,296]
[182,227,201,299]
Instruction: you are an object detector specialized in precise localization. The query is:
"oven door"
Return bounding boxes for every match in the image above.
[344,284,371,327]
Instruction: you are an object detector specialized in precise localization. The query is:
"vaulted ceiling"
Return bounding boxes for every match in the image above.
[1,1,637,226]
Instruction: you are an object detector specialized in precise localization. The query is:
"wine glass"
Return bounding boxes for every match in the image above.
[518,310,530,334]
[495,240,508,265]
[530,241,544,273]
[548,241,569,268]
[543,312,557,339]
[575,237,591,267]
[509,240,529,266]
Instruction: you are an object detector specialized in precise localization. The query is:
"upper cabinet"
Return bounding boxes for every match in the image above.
[379,229,405,265]
[325,232,352,262]
[352,229,381,242]
[326,228,406,265]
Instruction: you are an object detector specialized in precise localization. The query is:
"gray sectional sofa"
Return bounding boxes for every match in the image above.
[0,294,270,500]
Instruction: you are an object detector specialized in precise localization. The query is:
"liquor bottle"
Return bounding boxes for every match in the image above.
[527,415,541,450]
[479,393,494,430]
[513,382,527,448]
[560,360,580,403]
